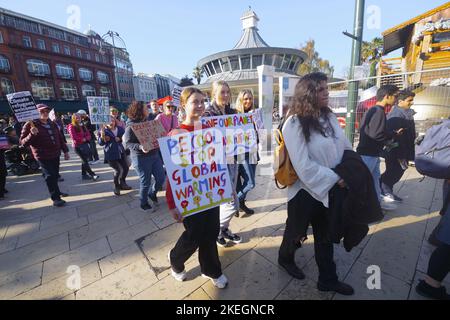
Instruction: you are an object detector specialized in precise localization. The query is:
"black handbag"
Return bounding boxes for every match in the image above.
[78,142,92,159]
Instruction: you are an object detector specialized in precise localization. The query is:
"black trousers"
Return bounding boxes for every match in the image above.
[170,207,222,279]
[0,151,6,196]
[427,243,450,282]
[89,138,99,161]
[37,157,62,201]
[75,147,95,177]
[279,189,338,285]
[108,158,129,187]
[381,155,406,190]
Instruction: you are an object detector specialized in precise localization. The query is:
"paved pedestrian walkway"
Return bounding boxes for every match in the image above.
[0,145,447,300]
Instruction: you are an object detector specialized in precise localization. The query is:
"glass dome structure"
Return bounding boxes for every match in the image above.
[198,8,307,84]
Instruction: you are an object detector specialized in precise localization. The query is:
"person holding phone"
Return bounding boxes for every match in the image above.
[381,90,417,202]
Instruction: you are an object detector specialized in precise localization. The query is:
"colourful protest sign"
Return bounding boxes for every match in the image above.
[131,120,167,152]
[87,97,110,124]
[158,128,233,218]
[6,91,39,123]
[200,113,258,156]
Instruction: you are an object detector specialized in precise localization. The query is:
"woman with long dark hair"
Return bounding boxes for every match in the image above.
[278,72,354,296]
[124,101,165,212]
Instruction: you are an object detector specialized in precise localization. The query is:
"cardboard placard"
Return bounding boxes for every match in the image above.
[131,120,167,152]
[6,91,39,123]
[158,128,233,218]
[200,113,258,157]
[87,97,110,124]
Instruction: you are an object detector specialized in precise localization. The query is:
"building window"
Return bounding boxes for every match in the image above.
[85,52,91,60]
[1,78,15,95]
[0,31,4,44]
[26,59,51,76]
[52,43,60,53]
[59,83,78,100]
[97,71,110,84]
[82,85,96,97]
[281,55,292,70]
[56,64,74,79]
[213,60,222,73]
[229,56,240,71]
[264,54,274,66]
[63,46,71,55]
[76,48,82,58]
[95,54,100,62]
[240,55,251,70]
[22,36,32,48]
[79,68,93,81]
[0,55,10,73]
[252,55,263,69]
[220,58,230,72]
[99,87,111,98]
[31,80,55,100]
[37,39,46,50]
[288,56,299,71]
[273,54,284,68]
[102,55,107,64]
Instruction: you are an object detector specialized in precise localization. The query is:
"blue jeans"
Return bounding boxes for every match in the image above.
[237,160,257,201]
[38,157,62,201]
[132,151,166,206]
[361,156,381,202]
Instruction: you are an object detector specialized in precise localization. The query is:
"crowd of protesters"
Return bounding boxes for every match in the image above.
[0,74,448,299]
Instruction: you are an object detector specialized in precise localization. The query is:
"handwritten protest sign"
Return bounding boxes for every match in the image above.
[172,86,182,108]
[201,113,258,157]
[87,97,110,124]
[6,91,39,123]
[158,128,233,218]
[131,120,167,152]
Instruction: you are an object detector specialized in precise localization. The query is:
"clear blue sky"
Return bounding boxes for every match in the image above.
[0,0,447,79]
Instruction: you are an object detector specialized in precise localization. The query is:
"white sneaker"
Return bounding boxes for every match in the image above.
[168,251,186,282]
[381,194,396,203]
[380,201,397,211]
[202,274,228,289]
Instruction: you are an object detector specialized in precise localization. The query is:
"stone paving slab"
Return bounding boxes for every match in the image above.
[0,149,446,300]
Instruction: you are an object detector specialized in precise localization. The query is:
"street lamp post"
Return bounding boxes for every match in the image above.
[102,31,121,103]
[344,0,365,145]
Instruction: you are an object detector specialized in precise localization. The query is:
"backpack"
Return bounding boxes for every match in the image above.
[415,120,450,179]
[273,118,298,189]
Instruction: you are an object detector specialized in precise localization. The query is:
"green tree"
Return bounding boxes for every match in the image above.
[179,75,194,87]
[193,67,204,85]
[299,39,334,77]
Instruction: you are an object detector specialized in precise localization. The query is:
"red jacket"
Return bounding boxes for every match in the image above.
[67,124,91,148]
[20,120,69,161]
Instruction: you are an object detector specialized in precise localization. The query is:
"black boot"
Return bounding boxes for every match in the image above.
[318,281,355,296]
[416,280,450,300]
[239,199,255,215]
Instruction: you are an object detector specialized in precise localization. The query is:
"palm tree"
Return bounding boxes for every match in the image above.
[361,37,383,86]
[193,67,204,85]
